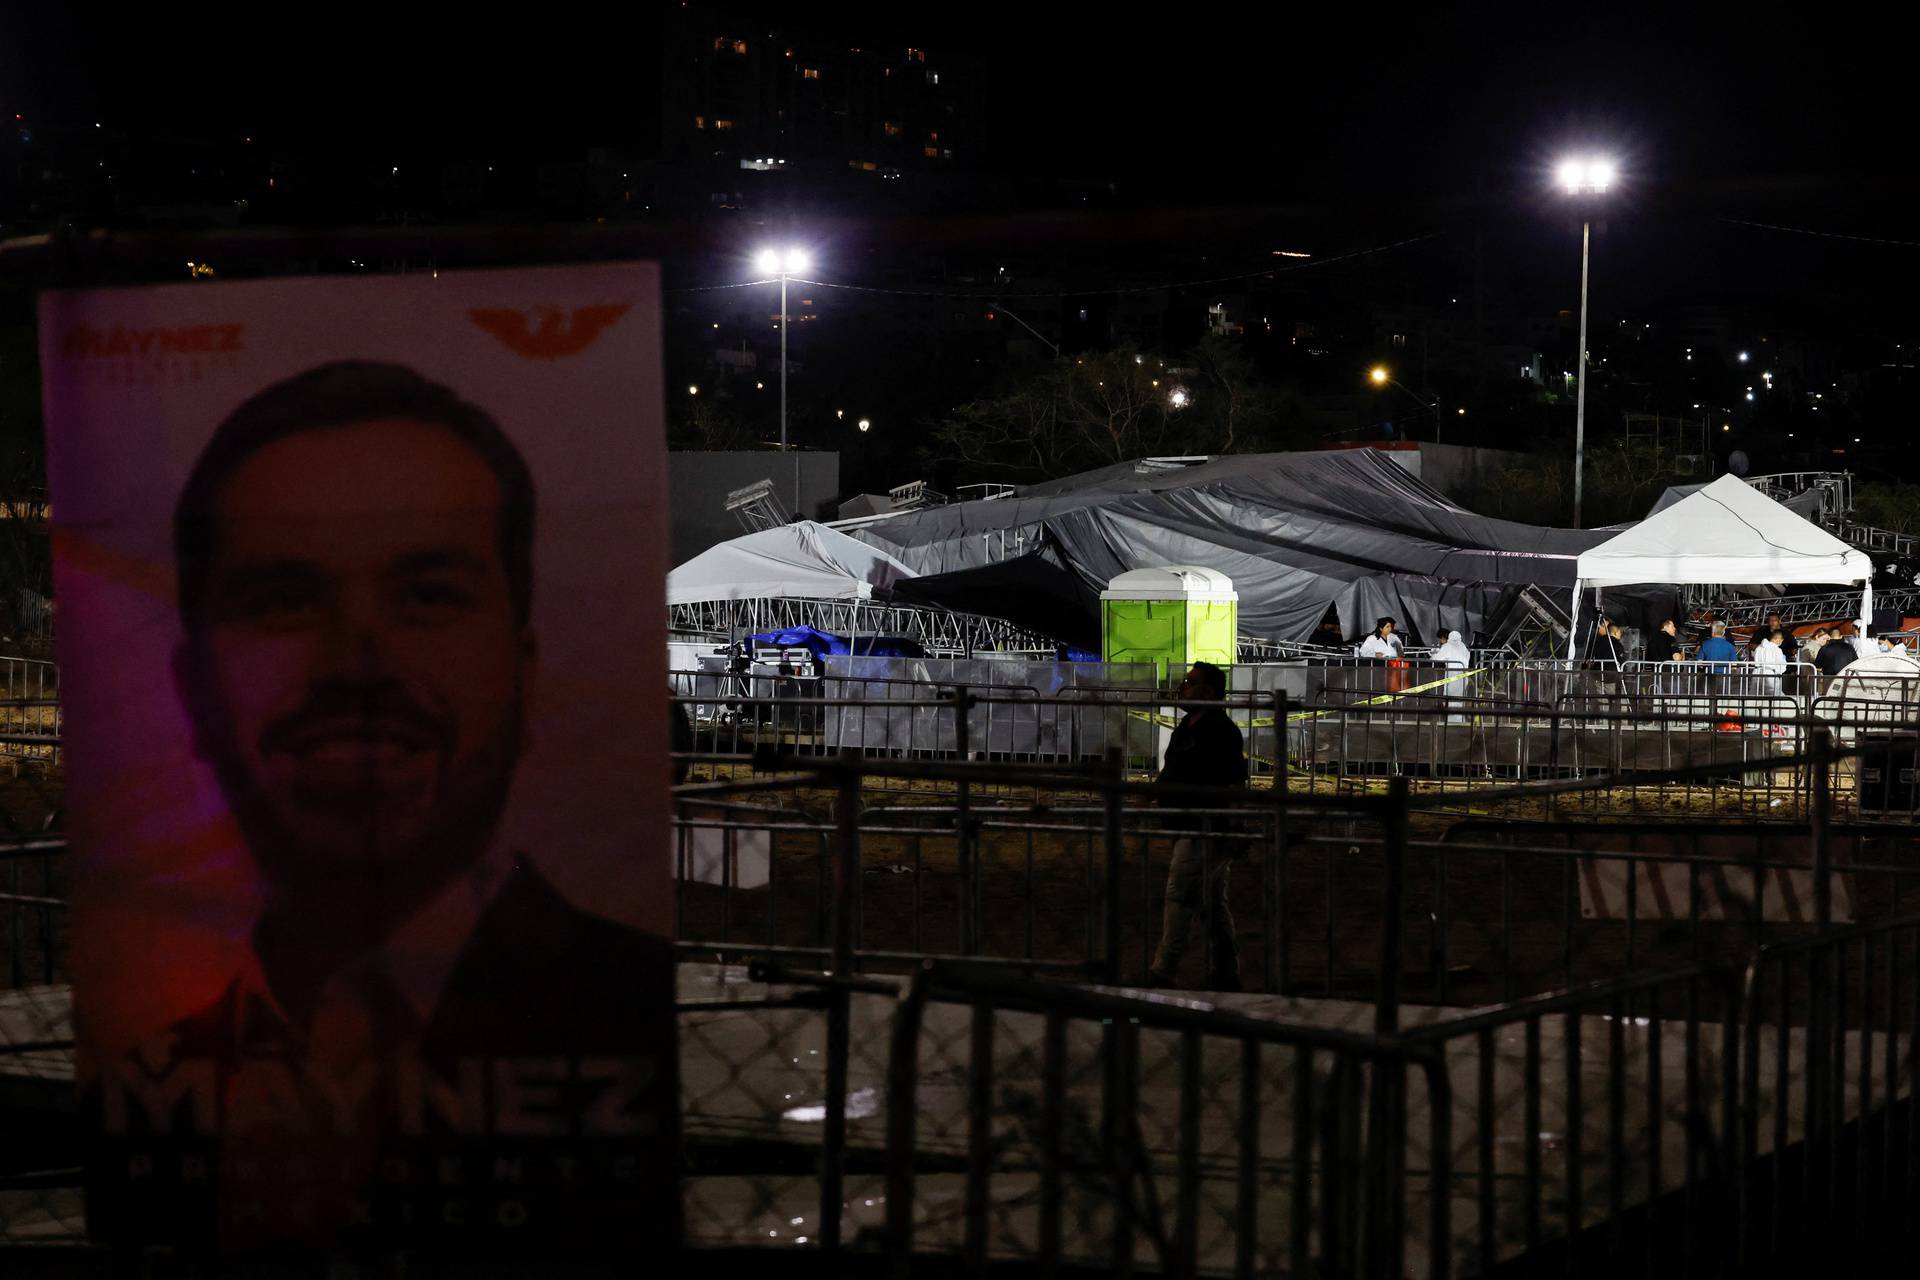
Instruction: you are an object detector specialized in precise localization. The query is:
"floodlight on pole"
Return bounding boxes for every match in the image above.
[1556,153,1616,527]
[752,243,813,514]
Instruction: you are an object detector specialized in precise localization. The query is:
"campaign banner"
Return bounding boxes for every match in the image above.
[39,265,678,1256]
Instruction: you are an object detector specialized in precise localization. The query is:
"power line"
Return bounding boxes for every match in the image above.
[1718,217,1920,249]
[665,230,1440,299]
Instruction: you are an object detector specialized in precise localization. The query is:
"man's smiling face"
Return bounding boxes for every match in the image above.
[176,418,535,897]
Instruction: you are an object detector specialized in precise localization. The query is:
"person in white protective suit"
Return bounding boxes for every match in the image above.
[1435,630,1473,723]
[1753,628,1789,737]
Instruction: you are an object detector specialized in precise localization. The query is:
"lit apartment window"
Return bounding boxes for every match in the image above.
[731,39,747,54]
[927,71,940,85]
[883,121,903,137]
[693,116,706,129]
[1391,333,1408,348]
[712,37,728,50]
[713,118,735,131]
[924,146,938,158]
[907,47,925,62]
[929,131,939,142]
[802,67,820,79]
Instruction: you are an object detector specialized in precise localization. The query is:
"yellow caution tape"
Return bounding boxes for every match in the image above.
[1126,668,1486,729]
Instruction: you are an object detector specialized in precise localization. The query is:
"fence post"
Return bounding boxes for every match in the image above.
[950,685,977,955]
[821,754,861,1255]
[1103,747,1125,985]
[1811,727,1832,934]
[1270,690,1291,994]
[1377,775,1408,1036]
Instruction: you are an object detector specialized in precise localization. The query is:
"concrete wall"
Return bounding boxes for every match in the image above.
[667,451,841,564]
[1375,442,1526,500]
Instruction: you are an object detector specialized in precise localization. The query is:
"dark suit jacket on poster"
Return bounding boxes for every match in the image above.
[87,863,680,1261]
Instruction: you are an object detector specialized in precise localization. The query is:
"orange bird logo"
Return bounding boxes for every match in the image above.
[468,303,631,359]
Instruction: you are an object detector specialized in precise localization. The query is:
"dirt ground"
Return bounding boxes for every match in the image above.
[674,767,1920,1007]
[9,755,1914,1014]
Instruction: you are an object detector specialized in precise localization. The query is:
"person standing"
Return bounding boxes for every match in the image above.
[1148,662,1248,991]
[1765,613,1798,666]
[1645,618,1686,664]
[1645,618,1686,714]
[1357,618,1398,659]
[1697,620,1739,669]
[1435,629,1473,723]
[1753,628,1788,736]
[1818,629,1860,677]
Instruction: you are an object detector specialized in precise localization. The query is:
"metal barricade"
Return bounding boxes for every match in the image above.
[1737,914,1920,1262]
[1404,964,1741,1275]
[881,963,1452,1278]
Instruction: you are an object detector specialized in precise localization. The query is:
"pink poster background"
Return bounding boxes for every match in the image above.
[38,264,668,1060]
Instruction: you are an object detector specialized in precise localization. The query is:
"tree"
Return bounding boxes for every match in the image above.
[931,346,1185,478]
[667,395,762,451]
[1185,332,1292,454]
[1853,481,1920,535]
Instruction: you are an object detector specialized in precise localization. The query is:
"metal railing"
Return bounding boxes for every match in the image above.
[2,837,63,991]
[0,655,59,760]
[880,962,1453,1278]
[8,742,1920,1269]
[1737,912,1920,1262]
[1404,964,1741,1275]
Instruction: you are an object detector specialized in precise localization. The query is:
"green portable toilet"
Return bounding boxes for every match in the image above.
[1100,566,1238,683]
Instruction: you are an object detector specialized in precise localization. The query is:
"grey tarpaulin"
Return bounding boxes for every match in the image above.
[843,450,1616,646]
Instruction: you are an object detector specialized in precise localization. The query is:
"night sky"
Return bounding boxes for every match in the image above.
[3,5,1914,326]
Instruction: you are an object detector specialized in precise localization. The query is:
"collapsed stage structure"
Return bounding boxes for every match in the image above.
[670,452,1919,660]
[838,450,1631,653]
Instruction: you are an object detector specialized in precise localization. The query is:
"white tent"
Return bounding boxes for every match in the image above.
[668,520,915,605]
[1568,474,1873,658]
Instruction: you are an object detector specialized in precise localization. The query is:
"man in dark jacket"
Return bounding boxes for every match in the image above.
[1645,619,1685,664]
[1147,662,1248,990]
[1817,630,1859,677]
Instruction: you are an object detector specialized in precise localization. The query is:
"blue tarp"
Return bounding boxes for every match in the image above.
[749,626,926,659]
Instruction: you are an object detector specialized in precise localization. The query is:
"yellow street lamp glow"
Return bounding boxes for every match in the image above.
[857,417,872,432]
[1369,366,1388,385]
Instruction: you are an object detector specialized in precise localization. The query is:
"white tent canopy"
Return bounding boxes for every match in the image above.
[1568,474,1873,657]
[668,521,915,606]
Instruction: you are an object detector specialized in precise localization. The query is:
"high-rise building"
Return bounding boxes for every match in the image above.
[660,5,980,183]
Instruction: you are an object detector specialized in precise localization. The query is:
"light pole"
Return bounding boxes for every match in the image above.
[754,246,812,516]
[1368,366,1442,442]
[1556,156,1614,527]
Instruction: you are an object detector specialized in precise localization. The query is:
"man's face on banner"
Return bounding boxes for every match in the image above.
[177,419,535,896]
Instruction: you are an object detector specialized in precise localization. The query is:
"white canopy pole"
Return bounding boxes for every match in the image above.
[1861,578,1874,632]
[1566,580,1584,661]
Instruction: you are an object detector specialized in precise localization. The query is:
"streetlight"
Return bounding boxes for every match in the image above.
[1366,365,1443,442]
[1556,154,1615,527]
[754,246,812,514]
[857,417,872,432]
